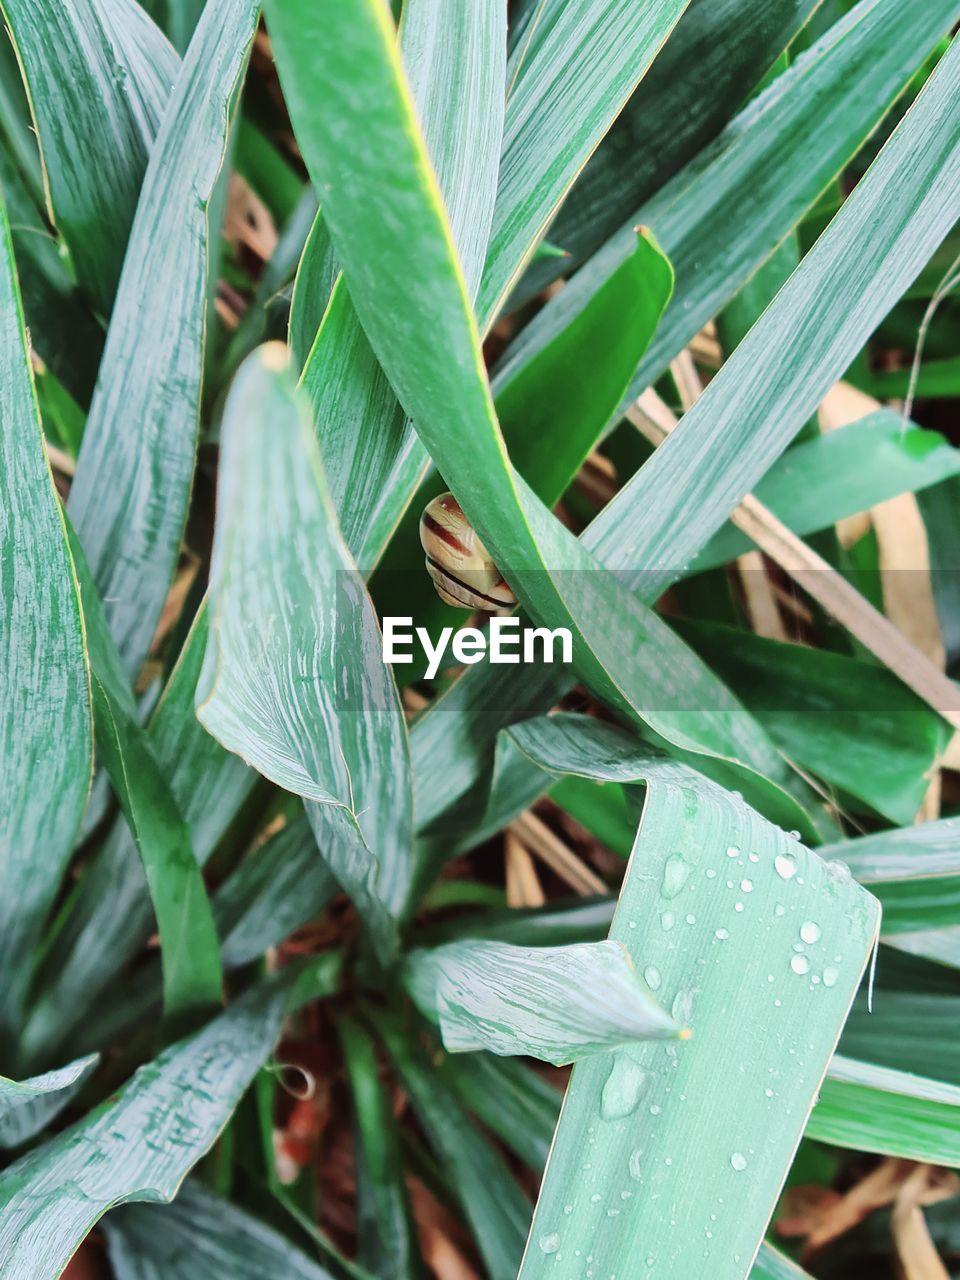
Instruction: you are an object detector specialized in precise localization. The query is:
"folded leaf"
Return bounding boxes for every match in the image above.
[104,1179,336,1279]
[197,345,411,957]
[0,1055,98,1150]
[405,939,679,1065]
[0,974,292,1279]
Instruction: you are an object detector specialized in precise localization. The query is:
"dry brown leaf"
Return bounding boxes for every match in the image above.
[509,811,607,896]
[225,172,278,262]
[799,1158,915,1256]
[891,1165,955,1280]
[505,831,546,907]
[408,1176,482,1280]
[737,552,789,640]
[628,391,960,732]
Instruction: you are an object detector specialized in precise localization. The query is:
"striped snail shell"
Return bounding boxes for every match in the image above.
[419,492,516,614]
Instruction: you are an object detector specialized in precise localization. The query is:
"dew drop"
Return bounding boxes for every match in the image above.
[564,1204,573,1215]
[826,859,851,885]
[661,853,692,899]
[735,902,744,913]
[644,965,662,991]
[775,855,797,881]
[685,913,696,925]
[715,927,729,940]
[748,852,759,863]
[823,965,839,988]
[726,845,740,858]
[539,1233,561,1255]
[649,1104,662,1116]
[601,1055,652,1121]
[672,990,695,1024]
[774,903,786,917]
[730,1152,748,1171]
[660,910,675,931]
[591,1193,601,1203]
[800,921,821,944]
[706,868,717,879]
[629,1150,643,1180]
[740,879,754,893]
[791,955,810,975]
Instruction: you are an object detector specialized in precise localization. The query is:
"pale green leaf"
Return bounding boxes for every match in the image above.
[68,0,259,678]
[507,715,879,1280]
[0,1055,98,1150]
[0,0,177,313]
[104,1179,336,1279]
[477,0,692,323]
[808,1055,960,1167]
[404,939,679,1065]
[0,195,92,1045]
[0,974,292,1279]
[196,345,411,957]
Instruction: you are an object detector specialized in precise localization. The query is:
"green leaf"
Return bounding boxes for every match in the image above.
[676,620,950,825]
[439,1051,561,1172]
[495,228,673,504]
[405,939,680,1065]
[0,0,178,314]
[507,715,879,1280]
[693,412,960,571]
[65,523,223,1028]
[216,811,338,969]
[510,0,960,428]
[339,1013,424,1280]
[0,194,91,1046]
[821,819,960,935]
[377,1010,532,1280]
[409,19,960,837]
[289,213,337,373]
[67,0,259,678]
[104,1179,337,1278]
[0,974,291,1279]
[293,0,506,567]
[855,353,960,400]
[807,1055,960,1167]
[196,345,411,958]
[0,140,104,406]
[752,1246,814,1280]
[514,0,821,301]
[0,1055,98,1150]
[265,0,818,837]
[22,606,254,1066]
[476,0,692,323]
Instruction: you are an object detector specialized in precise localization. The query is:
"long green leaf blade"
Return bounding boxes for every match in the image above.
[507,715,879,1280]
[405,939,679,1064]
[0,0,177,313]
[197,345,411,957]
[0,974,292,1278]
[104,1180,336,1279]
[477,0,692,323]
[0,1055,98,1150]
[0,195,92,1046]
[68,0,259,678]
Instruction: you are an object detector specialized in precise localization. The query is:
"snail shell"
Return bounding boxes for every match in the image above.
[419,492,516,614]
